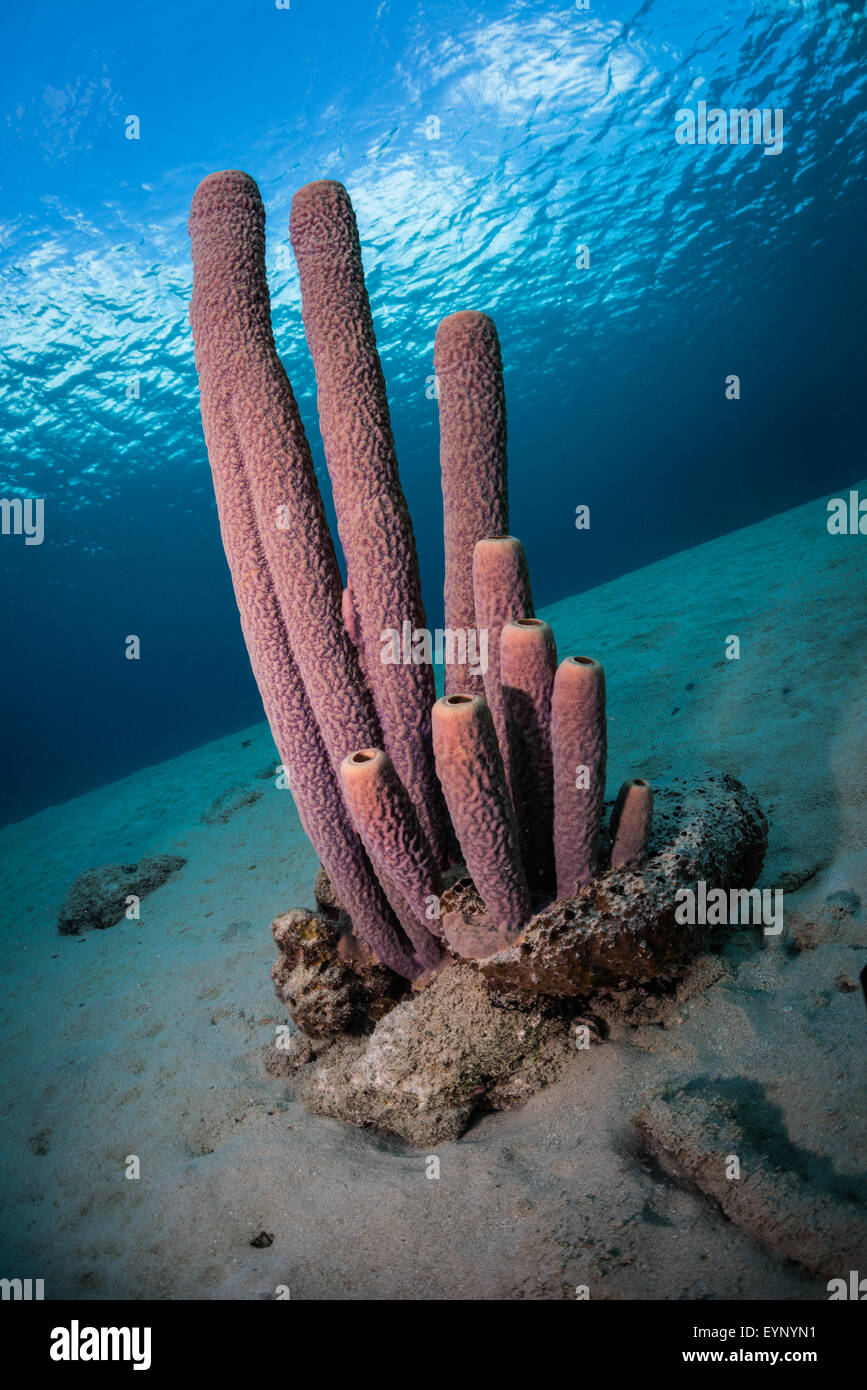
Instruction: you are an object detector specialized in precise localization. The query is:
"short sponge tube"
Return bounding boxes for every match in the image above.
[431,693,532,935]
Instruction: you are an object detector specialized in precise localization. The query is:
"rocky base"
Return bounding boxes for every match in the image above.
[270,775,768,1145]
[299,964,572,1145]
[271,906,404,1039]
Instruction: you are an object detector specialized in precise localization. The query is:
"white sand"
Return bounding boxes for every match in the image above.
[1,483,864,1299]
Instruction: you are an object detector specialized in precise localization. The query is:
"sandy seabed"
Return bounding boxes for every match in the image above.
[1,484,865,1300]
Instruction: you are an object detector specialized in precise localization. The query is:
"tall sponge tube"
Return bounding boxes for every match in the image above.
[472,535,535,794]
[434,311,509,696]
[187,392,419,978]
[189,170,382,786]
[290,179,450,867]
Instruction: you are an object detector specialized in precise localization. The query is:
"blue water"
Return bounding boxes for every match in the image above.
[1,0,865,825]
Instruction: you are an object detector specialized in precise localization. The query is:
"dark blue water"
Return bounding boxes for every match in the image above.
[1,0,865,825]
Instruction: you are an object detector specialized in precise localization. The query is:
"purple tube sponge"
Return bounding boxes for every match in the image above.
[431,694,531,935]
[340,749,445,971]
[434,311,509,696]
[186,394,419,977]
[290,180,450,867]
[551,656,607,899]
[500,618,558,891]
[472,536,535,793]
[610,778,654,870]
[189,171,382,784]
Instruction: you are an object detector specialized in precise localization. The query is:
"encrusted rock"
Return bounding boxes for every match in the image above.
[57,855,186,935]
[271,907,403,1038]
[445,776,767,1004]
[299,964,572,1146]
